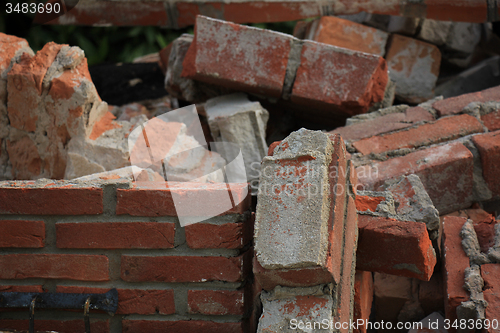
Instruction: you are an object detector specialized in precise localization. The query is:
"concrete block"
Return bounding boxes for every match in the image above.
[205,93,269,193]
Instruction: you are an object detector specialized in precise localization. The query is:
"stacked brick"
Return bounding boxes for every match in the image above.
[0,180,253,333]
[253,129,358,332]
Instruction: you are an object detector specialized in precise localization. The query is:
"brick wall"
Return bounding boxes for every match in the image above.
[0,180,253,333]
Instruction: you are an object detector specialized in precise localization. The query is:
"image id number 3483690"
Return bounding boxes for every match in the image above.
[6,1,61,14]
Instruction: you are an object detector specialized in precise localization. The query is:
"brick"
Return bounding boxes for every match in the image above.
[330,106,434,142]
[385,34,441,104]
[253,255,333,291]
[56,222,174,249]
[181,15,292,98]
[185,219,252,249]
[5,136,42,180]
[433,85,500,117]
[0,319,109,333]
[116,182,249,217]
[472,130,500,197]
[353,271,373,333]
[122,320,243,333]
[0,254,109,281]
[121,253,248,283]
[0,285,44,293]
[355,195,385,212]
[481,264,500,333]
[310,16,389,56]
[0,220,45,248]
[373,273,415,323]
[356,141,474,214]
[353,114,483,155]
[0,33,32,73]
[418,271,444,315]
[291,40,388,115]
[188,290,244,315]
[89,111,121,140]
[356,215,436,281]
[0,186,103,215]
[56,286,175,315]
[482,109,500,131]
[442,216,470,325]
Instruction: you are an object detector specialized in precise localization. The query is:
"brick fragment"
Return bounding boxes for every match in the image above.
[0,285,44,293]
[418,272,444,315]
[0,220,45,248]
[356,215,436,280]
[0,254,109,281]
[385,34,441,104]
[291,40,388,115]
[442,216,470,325]
[481,264,500,333]
[309,16,389,56]
[472,130,500,197]
[353,271,373,333]
[116,182,249,217]
[121,253,248,283]
[56,222,175,249]
[330,106,434,142]
[355,195,385,213]
[352,114,483,155]
[373,273,415,324]
[433,85,500,117]
[182,15,292,98]
[482,109,500,132]
[0,185,103,215]
[188,290,244,315]
[122,320,243,333]
[356,141,474,214]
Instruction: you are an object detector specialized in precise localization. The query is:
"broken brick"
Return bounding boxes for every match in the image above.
[433,85,500,117]
[472,130,500,197]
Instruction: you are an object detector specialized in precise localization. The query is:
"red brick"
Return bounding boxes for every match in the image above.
[418,271,444,315]
[0,220,44,248]
[353,271,373,333]
[291,40,388,116]
[373,273,415,323]
[121,252,249,283]
[425,0,487,22]
[122,320,243,333]
[481,264,500,333]
[185,220,251,249]
[116,182,249,217]
[253,255,333,291]
[0,33,31,72]
[337,196,359,332]
[188,290,244,315]
[267,140,281,156]
[330,106,434,142]
[0,254,109,281]
[56,222,174,249]
[352,114,483,155]
[311,16,388,56]
[89,111,122,140]
[355,195,385,213]
[0,319,109,333]
[56,286,175,315]
[442,216,470,324]
[0,186,103,215]
[181,15,291,98]
[356,215,436,281]
[385,34,441,104]
[356,141,473,214]
[482,109,500,131]
[472,130,500,197]
[0,285,44,293]
[6,136,43,180]
[433,85,500,117]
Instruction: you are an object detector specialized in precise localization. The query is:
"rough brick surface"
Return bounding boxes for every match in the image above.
[311,16,389,56]
[0,254,109,281]
[472,130,500,197]
[355,195,385,212]
[291,40,388,115]
[185,219,252,249]
[188,290,244,315]
[481,264,500,333]
[418,272,444,315]
[121,253,248,283]
[353,271,373,333]
[357,141,474,214]
[182,15,291,98]
[56,222,175,249]
[0,319,109,333]
[373,273,415,324]
[122,320,243,333]
[442,216,470,324]
[433,85,500,117]
[0,220,45,248]
[385,34,441,104]
[56,286,175,315]
[330,106,434,142]
[482,109,500,131]
[0,186,103,215]
[116,182,250,217]
[356,215,436,280]
[352,114,484,155]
